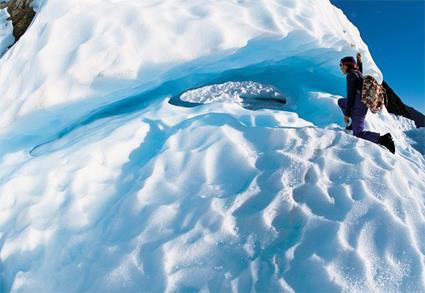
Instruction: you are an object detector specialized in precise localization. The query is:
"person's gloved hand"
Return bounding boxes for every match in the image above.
[344,115,350,125]
[356,52,362,62]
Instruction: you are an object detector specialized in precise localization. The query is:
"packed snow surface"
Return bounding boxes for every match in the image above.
[179,81,285,105]
[0,0,424,292]
[173,81,286,111]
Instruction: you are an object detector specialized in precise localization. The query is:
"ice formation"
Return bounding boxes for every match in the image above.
[0,0,424,292]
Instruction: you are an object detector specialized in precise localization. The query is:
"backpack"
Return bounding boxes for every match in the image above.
[361,75,387,114]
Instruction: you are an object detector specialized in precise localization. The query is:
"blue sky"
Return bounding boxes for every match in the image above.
[331,0,425,113]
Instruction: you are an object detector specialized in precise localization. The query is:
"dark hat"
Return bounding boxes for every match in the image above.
[340,56,356,65]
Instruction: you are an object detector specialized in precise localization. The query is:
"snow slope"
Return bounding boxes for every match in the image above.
[0,0,424,292]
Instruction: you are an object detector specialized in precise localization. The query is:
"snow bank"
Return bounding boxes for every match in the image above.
[2,99,425,292]
[0,0,424,292]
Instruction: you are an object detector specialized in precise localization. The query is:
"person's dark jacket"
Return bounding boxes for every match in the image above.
[345,69,363,117]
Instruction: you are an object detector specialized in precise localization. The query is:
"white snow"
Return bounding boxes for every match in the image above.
[0,0,424,292]
[0,7,13,57]
[180,81,284,104]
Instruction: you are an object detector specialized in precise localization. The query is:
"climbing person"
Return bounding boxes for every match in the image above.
[344,53,362,130]
[345,53,362,131]
[337,55,395,154]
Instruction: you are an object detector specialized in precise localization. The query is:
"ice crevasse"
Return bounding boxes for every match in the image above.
[0,0,424,292]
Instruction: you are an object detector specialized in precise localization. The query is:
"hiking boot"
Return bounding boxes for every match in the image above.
[345,123,353,130]
[378,133,395,154]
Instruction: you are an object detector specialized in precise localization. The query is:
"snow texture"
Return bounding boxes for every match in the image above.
[171,81,286,111]
[179,81,284,104]
[0,8,13,57]
[0,0,424,292]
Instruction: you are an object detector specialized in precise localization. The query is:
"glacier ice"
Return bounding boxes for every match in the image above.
[0,0,424,292]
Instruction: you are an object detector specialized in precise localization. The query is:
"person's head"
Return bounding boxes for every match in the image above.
[340,56,357,74]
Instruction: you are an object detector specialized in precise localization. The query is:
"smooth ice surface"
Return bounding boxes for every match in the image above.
[0,0,424,292]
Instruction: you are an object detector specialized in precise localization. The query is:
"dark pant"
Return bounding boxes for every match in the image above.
[338,98,380,144]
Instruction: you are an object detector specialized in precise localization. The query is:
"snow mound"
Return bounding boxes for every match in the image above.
[179,81,285,105]
[0,0,424,292]
[2,101,425,292]
[171,81,286,111]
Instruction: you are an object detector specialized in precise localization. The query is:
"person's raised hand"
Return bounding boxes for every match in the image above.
[356,52,362,62]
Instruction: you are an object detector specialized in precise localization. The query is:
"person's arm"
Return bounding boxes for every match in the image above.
[345,73,356,117]
[356,53,363,73]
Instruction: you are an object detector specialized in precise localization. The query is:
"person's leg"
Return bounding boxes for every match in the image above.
[338,98,347,114]
[351,113,380,144]
[338,98,353,129]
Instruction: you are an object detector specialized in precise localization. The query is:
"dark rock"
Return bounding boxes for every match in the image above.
[1,0,35,44]
[382,80,425,128]
[405,105,425,128]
